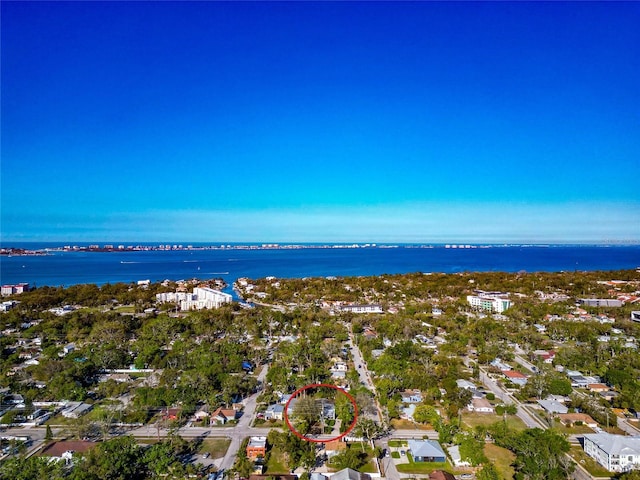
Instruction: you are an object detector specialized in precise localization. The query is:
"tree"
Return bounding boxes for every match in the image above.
[413,404,439,424]
[0,456,66,480]
[45,425,53,442]
[458,433,488,466]
[331,445,367,470]
[69,435,145,480]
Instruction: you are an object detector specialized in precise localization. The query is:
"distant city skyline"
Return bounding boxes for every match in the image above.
[2,2,639,244]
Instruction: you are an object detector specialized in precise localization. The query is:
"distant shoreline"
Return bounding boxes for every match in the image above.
[2,242,639,256]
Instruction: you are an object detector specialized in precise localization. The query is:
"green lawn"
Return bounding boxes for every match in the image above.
[461,413,527,431]
[484,443,515,480]
[265,446,290,474]
[199,438,231,458]
[550,420,596,435]
[388,440,408,448]
[568,446,612,478]
[396,461,450,474]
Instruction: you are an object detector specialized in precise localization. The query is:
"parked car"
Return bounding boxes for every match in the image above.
[400,450,406,456]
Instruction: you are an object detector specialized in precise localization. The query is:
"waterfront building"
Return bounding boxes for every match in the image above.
[156,287,232,310]
[1,283,30,296]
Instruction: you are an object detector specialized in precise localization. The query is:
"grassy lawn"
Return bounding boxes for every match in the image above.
[550,421,595,435]
[388,440,408,448]
[484,443,515,480]
[461,413,527,432]
[113,305,136,313]
[396,461,450,474]
[198,438,231,458]
[391,451,400,458]
[265,446,289,474]
[568,446,612,478]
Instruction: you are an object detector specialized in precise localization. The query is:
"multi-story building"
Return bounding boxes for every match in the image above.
[583,432,640,472]
[339,304,383,314]
[467,291,511,313]
[1,283,30,296]
[246,436,267,460]
[156,287,232,311]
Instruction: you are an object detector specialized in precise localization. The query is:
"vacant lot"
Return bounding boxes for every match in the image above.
[484,443,515,479]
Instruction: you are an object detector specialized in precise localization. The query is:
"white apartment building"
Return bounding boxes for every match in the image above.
[467,291,512,313]
[583,432,640,472]
[156,287,232,311]
[1,283,29,296]
[340,304,383,314]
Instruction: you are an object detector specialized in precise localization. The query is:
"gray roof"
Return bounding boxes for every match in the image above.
[537,399,568,414]
[408,439,446,458]
[584,433,640,456]
[330,468,371,480]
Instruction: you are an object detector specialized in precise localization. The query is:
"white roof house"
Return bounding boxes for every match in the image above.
[537,399,568,414]
[583,433,640,472]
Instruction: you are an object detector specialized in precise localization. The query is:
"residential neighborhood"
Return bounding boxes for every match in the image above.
[1,269,640,479]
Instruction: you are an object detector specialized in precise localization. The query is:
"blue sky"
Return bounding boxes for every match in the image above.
[2,1,639,243]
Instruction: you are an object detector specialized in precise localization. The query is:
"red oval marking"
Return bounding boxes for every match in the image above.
[284,383,359,443]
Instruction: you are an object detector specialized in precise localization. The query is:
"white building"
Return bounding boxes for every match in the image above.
[467,291,512,313]
[340,304,383,314]
[1,283,29,296]
[583,432,640,472]
[156,287,232,311]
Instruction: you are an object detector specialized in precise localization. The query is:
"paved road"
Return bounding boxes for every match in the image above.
[479,368,547,429]
[347,327,385,425]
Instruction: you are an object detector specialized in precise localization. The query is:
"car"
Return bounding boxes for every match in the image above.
[202,452,210,458]
[384,449,390,458]
[400,450,406,456]
[358,364,362,368]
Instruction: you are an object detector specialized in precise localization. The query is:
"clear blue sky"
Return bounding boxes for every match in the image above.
[2,1,639,243]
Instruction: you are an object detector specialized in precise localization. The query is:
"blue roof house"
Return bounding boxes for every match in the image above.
[408,439,446,463]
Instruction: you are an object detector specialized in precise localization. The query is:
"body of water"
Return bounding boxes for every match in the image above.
[1,244,639,294]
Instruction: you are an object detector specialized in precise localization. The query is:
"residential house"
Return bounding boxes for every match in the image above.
[401,404,416,421]
[246,436,267,460]
[533,350,556,364]
[400,389,422,403]
[503,370,528,386]
[319,399,336,421]
[557,413,598,428]
[61,402,93,419]
[588,383,611,393]
[447,445,470,467]
[537,400,568,415]
[468,397,494,413]
[324,440,347,458]
[162,407,180,421]
[40,441,97,464]
[407,439,446,462]
[331,362,348,380]
[583,432,640,472]
[491,358,512,371]
[211,407,237,425]
[456,379,476,390]
[263,404,284,421]
[330,467,372,480]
